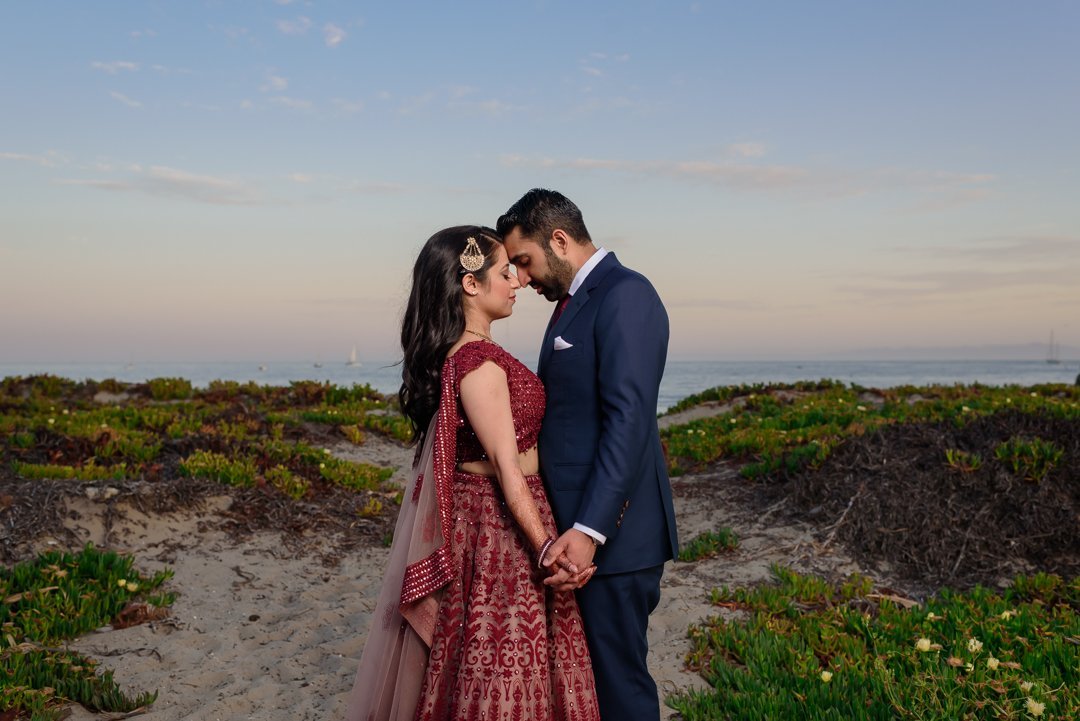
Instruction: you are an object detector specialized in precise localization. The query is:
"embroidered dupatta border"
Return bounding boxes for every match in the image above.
[399,356,458,605]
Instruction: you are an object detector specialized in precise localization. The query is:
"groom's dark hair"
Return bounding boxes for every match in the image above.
[496,188,592,248]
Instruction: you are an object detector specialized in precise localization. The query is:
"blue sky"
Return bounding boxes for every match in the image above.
[2,1,1078,363]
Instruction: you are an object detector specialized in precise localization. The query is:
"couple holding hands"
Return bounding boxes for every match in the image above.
[346,189,678,720]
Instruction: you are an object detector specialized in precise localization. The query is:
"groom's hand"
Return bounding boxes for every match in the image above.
[542,529,597,590]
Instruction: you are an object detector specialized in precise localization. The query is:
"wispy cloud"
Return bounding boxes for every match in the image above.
[109,91,143,108]
[277,16,312,35]
[728,142,767,158]
[343,180,408,194]
[56,165,262,206]
[92,61,139,74]
[130,28,157,39]
[838,265,1080,303]
[397,92,436,115]
[669,297,809,312]
[269,96,313,111]
[150,64,191,76]
[324,23,346,47]
[500,154,809,191]
[839,235,1080,303]
[874,167,996,210]
[579,50,630,79]
[0,150,65,167]
[448,96,516,117]
[501,153,997,200]
[288,173,313,184]
[261,75,288,92]
[331,98,364,114]
[892,235,1080,264]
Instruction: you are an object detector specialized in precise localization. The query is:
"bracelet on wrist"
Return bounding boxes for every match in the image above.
[537,536,556,569]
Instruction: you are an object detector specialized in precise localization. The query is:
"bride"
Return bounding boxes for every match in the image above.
[345,226,600,721]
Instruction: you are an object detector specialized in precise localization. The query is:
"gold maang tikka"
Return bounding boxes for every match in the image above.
[459,237,485,272]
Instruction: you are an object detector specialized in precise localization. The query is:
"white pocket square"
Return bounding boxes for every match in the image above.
[553,336,574,351]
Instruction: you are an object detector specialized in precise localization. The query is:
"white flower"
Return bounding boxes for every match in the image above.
[1020,681,1033,692]
[729,418,737,424]
[967,637,983,653]
[856,405,867,411]
[1026,697,1045,716]
[820,670,832,683]
[117,579,128,589]
[915,638,932,652]
[926,612,941,621]
[47,418,55,425]
[126,582,139,593]
[1000,609,1017,620]
[986,656,999,670]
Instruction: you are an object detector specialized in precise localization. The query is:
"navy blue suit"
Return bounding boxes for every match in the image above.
[538,252,678,719]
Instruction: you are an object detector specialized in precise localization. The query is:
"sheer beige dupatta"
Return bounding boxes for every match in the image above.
[345,361,460,721]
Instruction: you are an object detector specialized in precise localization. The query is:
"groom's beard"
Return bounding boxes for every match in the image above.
[533,250,575,302]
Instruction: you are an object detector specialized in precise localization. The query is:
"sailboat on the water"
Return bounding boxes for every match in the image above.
[1046,331,1061,365]
[346,346,361,367]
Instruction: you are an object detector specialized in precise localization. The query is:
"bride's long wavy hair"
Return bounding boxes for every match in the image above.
[399,225,502,444]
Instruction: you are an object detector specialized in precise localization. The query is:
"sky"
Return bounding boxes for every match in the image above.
[2,1,1078,364]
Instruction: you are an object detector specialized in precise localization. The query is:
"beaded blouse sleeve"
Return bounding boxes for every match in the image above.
[450,342,508,387]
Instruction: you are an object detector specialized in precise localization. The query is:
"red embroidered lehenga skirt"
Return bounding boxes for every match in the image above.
[412,470,599,721]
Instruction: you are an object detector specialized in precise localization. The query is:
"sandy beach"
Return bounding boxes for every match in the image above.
[18,428,863,721]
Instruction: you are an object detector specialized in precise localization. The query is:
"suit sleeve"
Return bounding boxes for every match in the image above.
[573,276,668,540]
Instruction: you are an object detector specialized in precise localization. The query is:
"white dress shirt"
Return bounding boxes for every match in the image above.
[564,247,609,546]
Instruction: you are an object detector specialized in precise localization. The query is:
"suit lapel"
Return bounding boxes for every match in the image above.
[538,253,621,376]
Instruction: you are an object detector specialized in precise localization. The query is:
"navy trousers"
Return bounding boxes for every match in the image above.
[576,564,665,720]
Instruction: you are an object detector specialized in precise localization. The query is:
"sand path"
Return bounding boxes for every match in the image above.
[46,446,863,720]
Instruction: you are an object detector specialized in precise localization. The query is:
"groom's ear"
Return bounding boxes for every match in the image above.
[550,229,571,257]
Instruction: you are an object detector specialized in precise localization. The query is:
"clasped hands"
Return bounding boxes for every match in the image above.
[540,528,598,592]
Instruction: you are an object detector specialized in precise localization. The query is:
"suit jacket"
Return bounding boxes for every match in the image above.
[537,252,678,575]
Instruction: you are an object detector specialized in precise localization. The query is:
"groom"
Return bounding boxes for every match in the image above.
[497,189,678,719]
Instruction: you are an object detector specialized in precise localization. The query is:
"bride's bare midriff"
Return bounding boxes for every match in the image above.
[458,446,539,477]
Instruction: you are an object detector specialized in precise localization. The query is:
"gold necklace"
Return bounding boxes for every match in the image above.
[465,328,496,343]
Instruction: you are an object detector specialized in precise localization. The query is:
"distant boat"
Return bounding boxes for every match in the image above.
[313,362,323,368]
[346,346,361,367]
[1046,331,1061,365]
[258,364,268,372]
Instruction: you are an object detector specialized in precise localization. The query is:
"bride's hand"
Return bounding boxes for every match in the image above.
[543,559,597,592]
[569,563,597,590]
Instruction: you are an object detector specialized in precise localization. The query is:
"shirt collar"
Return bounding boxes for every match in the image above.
[568,247,608,296]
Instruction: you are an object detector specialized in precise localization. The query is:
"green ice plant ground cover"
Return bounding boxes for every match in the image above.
[1,545,174,720]
[661,381,1080,479]
[0,375,403,501]
[667,567,1078,720]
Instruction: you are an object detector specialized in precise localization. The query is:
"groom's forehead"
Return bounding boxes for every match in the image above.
[503,230,541,260]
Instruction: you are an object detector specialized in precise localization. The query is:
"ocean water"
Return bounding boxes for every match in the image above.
[3,359,1077,413]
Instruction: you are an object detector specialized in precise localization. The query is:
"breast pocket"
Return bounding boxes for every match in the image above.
[548,342,584,363]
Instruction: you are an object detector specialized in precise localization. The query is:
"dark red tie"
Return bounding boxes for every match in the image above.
[551,295,570,325]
